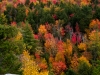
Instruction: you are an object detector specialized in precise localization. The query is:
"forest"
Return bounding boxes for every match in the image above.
[0,0,100,75]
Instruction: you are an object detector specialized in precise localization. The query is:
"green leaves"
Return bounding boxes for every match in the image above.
[0,24,24,74]
[0,25,18,40]
[22,22,38,54]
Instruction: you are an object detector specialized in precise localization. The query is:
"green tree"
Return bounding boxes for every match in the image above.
[78,62,92,75]
[0,25,24,74]
[22,22,38,54]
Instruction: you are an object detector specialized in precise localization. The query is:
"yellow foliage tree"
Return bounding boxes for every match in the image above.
[89,30,100,41]
[78,55,91,67]
[78,42,87,51]
[15,31,23,40]
[21,50,48,75]
[64,39,73,57]
[55,51,65,62]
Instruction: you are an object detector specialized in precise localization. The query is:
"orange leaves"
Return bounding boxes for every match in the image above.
[38,63,47,70]
[30,0,37,5]
[44,37,56,49]
[67,0,76,4]
[89,19,100,29]
[41,0,47,4]
[44,33,53,40]
[25,8,29,16]
[0,1,6,13]
[19,0,26,4]
[37,58,48,71]
[80,0,90,6]
[64,39,73,56]
[57,40,65,52]
[70,54,79,72]
[89,30,100,41]
[38,25,47,34]
[44,33,57,55]
[52,61,67,74]
[49,55,54,63]
[44,40,51,49]
[78,43,87,51]
[55,52,65,62]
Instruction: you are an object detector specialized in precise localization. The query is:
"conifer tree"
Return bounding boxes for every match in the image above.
[22,22,38,54]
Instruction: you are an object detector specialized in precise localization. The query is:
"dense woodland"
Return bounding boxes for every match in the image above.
[0,0,100,75]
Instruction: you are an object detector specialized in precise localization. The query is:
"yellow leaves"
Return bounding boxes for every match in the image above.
[55,52,65,62]
[43,6,50,12]
[0,13,7,24]
[89,30,100,41]
[15,31,22,40]
[55,7,61,12]
[89,30,96,41]
[39,71,49,75]
[21,50,39,75]
[78,55,91,67]
[78,43,87,51]
[89,19,100,29]
[21,50,49,75]
[38,25,47,34]
[64,39,73,56]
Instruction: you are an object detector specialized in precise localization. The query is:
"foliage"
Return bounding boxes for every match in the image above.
[78,56,91,67]
[0,25,24,74]
[21,50,48,75]
[38,24,47,34]
[22,22,38,54]
[16,4,26,23]
[65,69,77,75]
[92,60,100,75]
[1,0,100,74]
[89,19,100,29]
[0,13,7,24]
[52,61,67,75]
[4,5,17,24]
[78,42,87,51]
[70,53,79,72]
[78,61,92,75]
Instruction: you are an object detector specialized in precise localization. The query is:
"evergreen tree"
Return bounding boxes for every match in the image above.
[22,22,38,54]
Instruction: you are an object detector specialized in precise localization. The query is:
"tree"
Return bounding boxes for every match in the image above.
[0,25,24,74]
[22,22,38,54]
